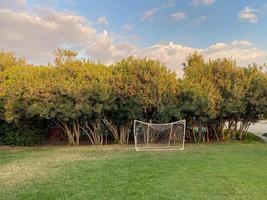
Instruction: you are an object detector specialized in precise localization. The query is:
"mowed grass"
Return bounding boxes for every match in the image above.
[0,142,266,200]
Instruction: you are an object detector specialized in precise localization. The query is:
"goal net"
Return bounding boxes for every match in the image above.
[134,120,186,151]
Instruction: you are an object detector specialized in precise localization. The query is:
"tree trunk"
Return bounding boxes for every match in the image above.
[73,121,80,145]
[212,124,220,141]
[206,126,209,142]
[192,123,196,143]
[102,117,119,143]
[238,121,251,140]
[56,121,77,145]
[81,121,103,145]
[119,121,132,144]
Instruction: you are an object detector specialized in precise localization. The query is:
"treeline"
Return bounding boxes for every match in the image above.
[0,50,266,145]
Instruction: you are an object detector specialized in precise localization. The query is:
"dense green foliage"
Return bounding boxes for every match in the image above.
[181,53,267,141]
[0,142,266,199]
[0,50,266,145]
[0,122,44,146]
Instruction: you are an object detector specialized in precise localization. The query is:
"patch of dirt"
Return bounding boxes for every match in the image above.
[0,151,92,189]
[0,145,135,190]
[0,146,31,152]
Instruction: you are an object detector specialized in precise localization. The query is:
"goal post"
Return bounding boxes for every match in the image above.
[134,120,186,151]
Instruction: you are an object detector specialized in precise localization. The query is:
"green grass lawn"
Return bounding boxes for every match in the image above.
[0,141,266,200]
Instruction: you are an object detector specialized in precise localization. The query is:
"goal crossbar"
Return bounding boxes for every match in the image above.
[134,119,186,151]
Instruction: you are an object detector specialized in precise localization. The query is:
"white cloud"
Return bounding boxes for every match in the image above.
[238,7,259,24]
[2,0,26,5]
[122,24,133,31]
[171,12,186,21]
[192,16,207,26]
[140,1,178,23]
[97,16,108,25]
[162,1,176,8]
[0,5,131,64]
[139,42,197,75]
[137,40,267,76]
[191,0,215,6]
[0,0,26,10]
[12,0,26,5]
[203,40,267,65]
[141,8,158,22]
[85,30,137,64]
[0,2,266,77]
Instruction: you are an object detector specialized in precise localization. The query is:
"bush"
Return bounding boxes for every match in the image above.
[0,122,45,146]
[243,132,265,143]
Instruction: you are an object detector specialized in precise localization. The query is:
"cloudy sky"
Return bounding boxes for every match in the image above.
[1,0,267,74]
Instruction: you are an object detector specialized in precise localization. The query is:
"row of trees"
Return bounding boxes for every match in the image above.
[182,54,267,142]
[0,50,266,145]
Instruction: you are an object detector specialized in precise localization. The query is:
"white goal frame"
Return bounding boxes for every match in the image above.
[134,119,186,151]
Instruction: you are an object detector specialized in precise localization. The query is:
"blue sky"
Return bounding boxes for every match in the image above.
[1,0,267,74]
[26,0,267,48]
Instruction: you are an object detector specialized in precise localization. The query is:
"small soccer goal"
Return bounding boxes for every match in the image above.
[134,120,186,151]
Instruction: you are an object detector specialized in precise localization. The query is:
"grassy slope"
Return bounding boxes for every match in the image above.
[0,142,266,200]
